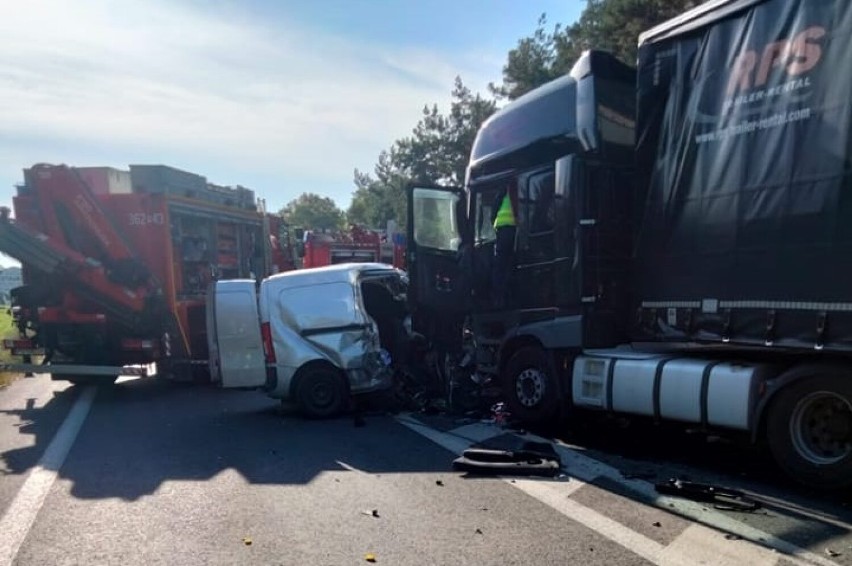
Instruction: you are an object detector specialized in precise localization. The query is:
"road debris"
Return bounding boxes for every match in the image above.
[655,478,761,512]
[452,440,562,477]
[826,548,842,558]
[360,509,381,518]
[724,534,742,541]
[652,522,662,528]
[491,402,511,426]
[475,528,483,535]
[365,552,377,562]
[242,537,253,546]
[435,480,444,487]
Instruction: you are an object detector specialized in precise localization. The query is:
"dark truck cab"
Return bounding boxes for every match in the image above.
[407,51,636,419]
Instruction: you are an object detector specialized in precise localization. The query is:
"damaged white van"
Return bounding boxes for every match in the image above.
[206,263,409,417]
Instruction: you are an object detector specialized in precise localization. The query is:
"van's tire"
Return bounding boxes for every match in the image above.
[295,365,348,419]
[501,346,560,424]
[766,374,852,490]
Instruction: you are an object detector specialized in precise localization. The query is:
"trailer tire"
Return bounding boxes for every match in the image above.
[766,375,852,490]
[295,364,348,419]
[501,346,559,424]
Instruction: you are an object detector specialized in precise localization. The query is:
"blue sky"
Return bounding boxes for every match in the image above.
[0,0,584,266]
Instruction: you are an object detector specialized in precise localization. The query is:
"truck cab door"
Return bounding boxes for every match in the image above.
[406,185,468,344]
[206,280,267,388]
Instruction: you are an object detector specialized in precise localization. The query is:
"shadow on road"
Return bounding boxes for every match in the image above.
[1,377,449,502]
[0,383,79,476]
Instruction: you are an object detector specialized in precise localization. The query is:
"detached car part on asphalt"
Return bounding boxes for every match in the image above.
[207,263,410,417]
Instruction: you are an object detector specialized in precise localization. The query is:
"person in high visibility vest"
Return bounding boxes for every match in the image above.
[491,184,518,308]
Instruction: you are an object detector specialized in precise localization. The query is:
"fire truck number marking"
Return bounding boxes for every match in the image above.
[128,213,165,226]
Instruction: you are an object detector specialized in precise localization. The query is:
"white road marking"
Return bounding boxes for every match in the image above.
[660,524,778,566]
[397,416,832,566]
[0,386,97,566]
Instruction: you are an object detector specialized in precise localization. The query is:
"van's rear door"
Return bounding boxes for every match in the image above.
[207,280,266,388]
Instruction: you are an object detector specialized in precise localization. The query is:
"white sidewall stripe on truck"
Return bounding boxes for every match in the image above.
[0,386,97,566]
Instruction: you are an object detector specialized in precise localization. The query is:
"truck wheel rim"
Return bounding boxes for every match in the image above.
[790,391,852,465]
[516,368,545,408]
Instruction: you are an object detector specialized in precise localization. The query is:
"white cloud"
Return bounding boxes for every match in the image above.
[0,0,499,208]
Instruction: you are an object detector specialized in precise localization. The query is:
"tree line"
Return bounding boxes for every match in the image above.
[281,0,701,232]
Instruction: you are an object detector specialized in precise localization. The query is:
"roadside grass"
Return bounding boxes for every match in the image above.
[0,308,18,387]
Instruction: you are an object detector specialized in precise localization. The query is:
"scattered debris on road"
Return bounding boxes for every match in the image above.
[365,552,377,562]
[435,480,444,487]
[652,521,661,528]
[360,509,380,518]
[475,528,483,535]
[655,478,761,512]
[242,537,253,546]
[452,438,562,477]
[826,548,842,558]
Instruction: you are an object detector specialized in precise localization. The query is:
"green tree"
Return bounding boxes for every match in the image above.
[347,168,406,230]
[280,192,345,230]
[492,0,703,101]
[348,77,496,229]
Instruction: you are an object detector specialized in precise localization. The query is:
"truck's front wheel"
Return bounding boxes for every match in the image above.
[767,375,852,490]
[501,346,560,424]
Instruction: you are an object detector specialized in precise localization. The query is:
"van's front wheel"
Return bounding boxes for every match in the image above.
[296,365,348,419]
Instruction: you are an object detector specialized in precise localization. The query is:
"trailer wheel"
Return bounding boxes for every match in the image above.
[767,375,852,490]
[501,346,559,424]
[295,364,348,419]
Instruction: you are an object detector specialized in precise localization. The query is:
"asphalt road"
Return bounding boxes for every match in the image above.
[0,373,848,566]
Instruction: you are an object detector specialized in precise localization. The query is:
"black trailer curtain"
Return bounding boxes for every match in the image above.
[634,0,852,350]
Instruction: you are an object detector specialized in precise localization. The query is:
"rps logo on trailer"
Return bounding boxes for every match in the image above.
[723,26,826,111]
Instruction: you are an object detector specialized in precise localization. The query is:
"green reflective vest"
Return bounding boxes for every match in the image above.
[493,193,516,229]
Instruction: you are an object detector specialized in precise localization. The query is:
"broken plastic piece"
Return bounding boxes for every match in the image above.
[655,479,761,512]
[452,441,562,477]
[365,553,377,562]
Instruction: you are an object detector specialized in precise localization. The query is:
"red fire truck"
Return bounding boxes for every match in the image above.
[300,224,405,269]
[0,163,297,383]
